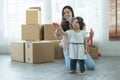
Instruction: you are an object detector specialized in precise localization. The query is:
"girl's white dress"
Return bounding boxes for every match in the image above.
[66,30,88,60]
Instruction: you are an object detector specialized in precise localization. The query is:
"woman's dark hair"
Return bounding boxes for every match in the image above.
[61,5,75,31]
[76,17,85,30]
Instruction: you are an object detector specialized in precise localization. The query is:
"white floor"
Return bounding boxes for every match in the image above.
[0,54,120,80]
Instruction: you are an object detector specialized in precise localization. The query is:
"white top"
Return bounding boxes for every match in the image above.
[66,30,88,59]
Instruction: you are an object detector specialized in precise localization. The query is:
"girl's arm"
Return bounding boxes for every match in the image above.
[57,27,68,35]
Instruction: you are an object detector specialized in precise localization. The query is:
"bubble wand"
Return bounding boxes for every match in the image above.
[90,28,93,47]
[52,22,59,28]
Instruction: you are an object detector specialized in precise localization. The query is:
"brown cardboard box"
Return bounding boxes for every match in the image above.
[88,45,98,59]
[22,24,43,41]
[25,41,54,64]
[52,40,64,59]
[26,9,41,24]
[43,24,59,40]
[11,41,25,62]
[29,7,41,11]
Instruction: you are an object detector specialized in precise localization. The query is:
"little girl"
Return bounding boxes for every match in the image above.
[57,16,88,75]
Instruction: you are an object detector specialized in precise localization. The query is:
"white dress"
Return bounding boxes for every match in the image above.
[66,30,88,59]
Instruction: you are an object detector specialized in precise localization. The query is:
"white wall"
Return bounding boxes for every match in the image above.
[99,0,120,56]
[0,0,4,53]
[0,0,120,55]
[42,0,52,24]
[0,0,3,32]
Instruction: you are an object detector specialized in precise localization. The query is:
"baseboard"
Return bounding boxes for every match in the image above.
[100,52,120,56]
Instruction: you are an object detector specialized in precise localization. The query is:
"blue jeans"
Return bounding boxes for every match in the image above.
[63,49,95,70]
[85,54,96,70]
[63,49,71,70]
[70,59,85,73]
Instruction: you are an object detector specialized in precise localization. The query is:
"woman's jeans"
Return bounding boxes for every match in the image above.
[63,49,95,70]
[63,49,71,70]
[85,54,96,70]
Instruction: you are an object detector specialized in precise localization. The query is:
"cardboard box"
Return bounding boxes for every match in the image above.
[88,45,98,59]
[11,41,25,62]
[43,24,59,40]
[22,24,43,41]
[26,9,41,24]
[25,41,54,64]
[52,40,64,59]
[29,7,41,11]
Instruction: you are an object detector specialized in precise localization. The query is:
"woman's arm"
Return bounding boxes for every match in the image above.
[84,37,88,54]
[86,31,94,39]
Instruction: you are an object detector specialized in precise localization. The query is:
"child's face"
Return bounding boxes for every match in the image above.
[72,19,80,29]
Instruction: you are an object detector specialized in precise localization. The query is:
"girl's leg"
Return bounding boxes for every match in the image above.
[85,54,96,70]
[70,59,77,70]
[78,60,85,73]
[63,49,70,70]
[69,59,77,73]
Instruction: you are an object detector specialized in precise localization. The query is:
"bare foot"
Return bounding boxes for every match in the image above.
[78,72,86,76]
[69,70,76,74]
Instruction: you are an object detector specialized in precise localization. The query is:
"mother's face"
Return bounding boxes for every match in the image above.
[63,8,73,21]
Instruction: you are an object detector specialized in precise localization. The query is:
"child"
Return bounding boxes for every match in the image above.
[57,17,88,75]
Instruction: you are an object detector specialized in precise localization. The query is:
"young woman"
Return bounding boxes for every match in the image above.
[54,5,95,70]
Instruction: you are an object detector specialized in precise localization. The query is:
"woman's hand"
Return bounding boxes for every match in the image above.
[84,49,88,54]
[90,30,94,37]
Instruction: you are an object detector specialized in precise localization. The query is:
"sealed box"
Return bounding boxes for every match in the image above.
[29,7,41,11]
[52,40,64,59]
[22,24,43,41]
[43,24,59,40]
[26,9,41,24]
[88,45,98,59]
[11,41,25,62]
[25,41,54,63]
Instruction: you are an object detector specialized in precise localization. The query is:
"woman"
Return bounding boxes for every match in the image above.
[54,5,95,70]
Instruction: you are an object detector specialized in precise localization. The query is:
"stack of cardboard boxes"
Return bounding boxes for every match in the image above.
[22,7,42,41]
[11,7,63,64]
